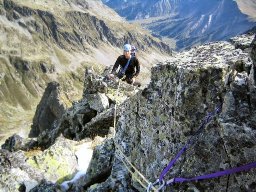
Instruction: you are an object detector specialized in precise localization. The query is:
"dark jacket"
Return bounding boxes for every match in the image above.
[111,55,140,78]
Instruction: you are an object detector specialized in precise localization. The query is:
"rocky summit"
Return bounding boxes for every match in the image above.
[0,29,255,192]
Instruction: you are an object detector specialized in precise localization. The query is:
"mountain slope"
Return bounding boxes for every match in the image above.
[103,0,256,50]
[0,0,171,143]
[236,0,256,21]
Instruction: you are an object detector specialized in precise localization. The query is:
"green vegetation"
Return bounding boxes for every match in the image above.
[53,46,70,67]
[0,54,86,143]
[236,0,256,21]
[12,0,71,18]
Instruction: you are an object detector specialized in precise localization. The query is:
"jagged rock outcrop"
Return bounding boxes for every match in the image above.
[36,68,140,148]
[29,81,70,137]
[1,134,37,152]
[75,34,256,191]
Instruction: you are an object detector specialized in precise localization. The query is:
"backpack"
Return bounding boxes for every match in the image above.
[131,45,137,57]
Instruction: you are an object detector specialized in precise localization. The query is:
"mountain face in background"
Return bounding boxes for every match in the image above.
[0,0,171,143]
[102,0,256,50]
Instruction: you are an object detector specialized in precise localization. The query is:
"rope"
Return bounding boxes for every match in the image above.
[112,80,121,137]
[158,105,222,182]
[166,162,256,186]
[112,79,157,191]
[115,143,158,191]
[115,148,149,191]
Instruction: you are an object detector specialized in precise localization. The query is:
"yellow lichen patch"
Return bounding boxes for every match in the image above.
[24,148,43,157]
[59,92,72,109]
[106,86,129,105]
[26,139,77,183]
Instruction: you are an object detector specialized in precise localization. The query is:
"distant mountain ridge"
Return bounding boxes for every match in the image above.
[102,0,256,50]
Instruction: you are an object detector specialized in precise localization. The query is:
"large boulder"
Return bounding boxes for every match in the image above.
[26,136,78,183]
[0,149,45,192]
[29,81,70,137]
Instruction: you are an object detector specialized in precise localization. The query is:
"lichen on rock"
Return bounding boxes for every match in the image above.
[80,34,256,191]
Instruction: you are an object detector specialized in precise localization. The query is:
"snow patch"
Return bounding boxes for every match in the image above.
[202,14,212,34]
[60,141,93,191]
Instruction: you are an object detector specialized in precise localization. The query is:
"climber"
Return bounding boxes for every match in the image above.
[109,44,140,85]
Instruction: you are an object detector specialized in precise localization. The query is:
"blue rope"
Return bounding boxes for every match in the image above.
[147,104,256,191]
[159,105,222,182]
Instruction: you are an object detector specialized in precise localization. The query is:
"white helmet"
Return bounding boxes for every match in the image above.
[123,44,131,51]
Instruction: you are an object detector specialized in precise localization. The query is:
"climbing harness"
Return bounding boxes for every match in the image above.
[147,105,256,191]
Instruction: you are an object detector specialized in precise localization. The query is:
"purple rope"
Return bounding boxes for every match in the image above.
[159,106,221,182]
[166,162,256,185]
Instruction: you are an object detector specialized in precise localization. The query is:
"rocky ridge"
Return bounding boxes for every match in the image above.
[79,32,256,192]
[0,32,256,191]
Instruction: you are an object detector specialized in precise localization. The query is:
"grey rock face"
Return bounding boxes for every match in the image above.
[249,35,256,123]
[0,149,45,192]
[82,35,256,191]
